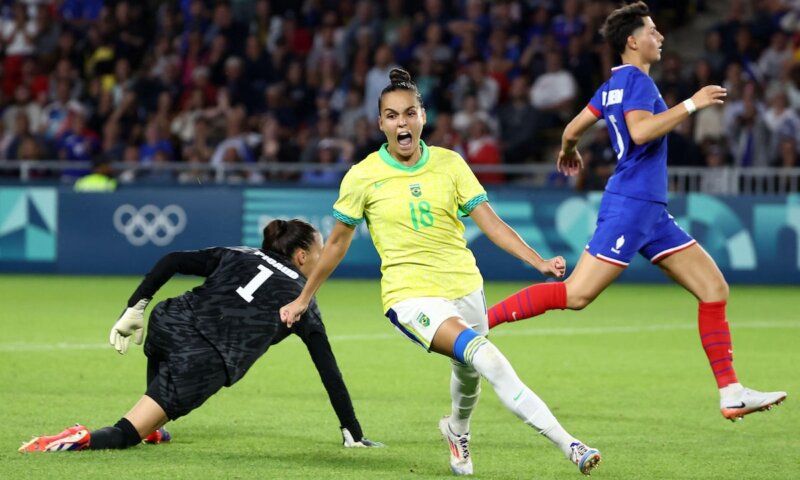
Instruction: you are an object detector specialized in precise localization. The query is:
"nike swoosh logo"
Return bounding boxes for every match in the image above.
[513,389,524,401]
[725,402,746,409]
[374,180,389,188]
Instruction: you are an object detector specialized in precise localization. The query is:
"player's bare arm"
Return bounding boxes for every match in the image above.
[627,85,726,144]
[469,203,565,278]
[557,107,599,176]
[281,221,356,327]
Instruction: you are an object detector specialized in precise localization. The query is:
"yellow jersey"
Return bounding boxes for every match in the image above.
[333,141,488,312]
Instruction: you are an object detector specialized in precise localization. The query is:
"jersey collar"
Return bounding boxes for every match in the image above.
[378,140,430,172]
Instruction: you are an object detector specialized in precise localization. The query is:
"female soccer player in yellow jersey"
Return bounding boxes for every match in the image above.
[281,68,601,476]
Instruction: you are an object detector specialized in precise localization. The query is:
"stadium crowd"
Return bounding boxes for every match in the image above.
[0,0,798,188]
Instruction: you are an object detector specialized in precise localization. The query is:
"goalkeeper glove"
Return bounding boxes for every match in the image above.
[109,298,150,354]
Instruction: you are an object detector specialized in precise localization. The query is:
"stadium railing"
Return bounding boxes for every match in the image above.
[1,160,799,194]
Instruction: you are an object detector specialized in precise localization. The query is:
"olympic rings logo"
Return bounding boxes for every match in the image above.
[113,204,187,246]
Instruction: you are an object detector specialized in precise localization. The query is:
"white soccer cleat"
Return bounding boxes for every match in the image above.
[720,387,787,421]
[569,441,601,475]
[341,427,384,448]
[438,416,473,475]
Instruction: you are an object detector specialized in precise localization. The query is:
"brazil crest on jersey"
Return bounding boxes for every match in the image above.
[587,64,669,204]
[333,140,487,312]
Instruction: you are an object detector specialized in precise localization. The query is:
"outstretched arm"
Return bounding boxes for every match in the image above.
[281,221,356,327]
[111,250,222,354]
[626,85,726,145]
[126,250,221,306]
[557,107,600,176]
[298,324,364,440]
[469,202,565,278]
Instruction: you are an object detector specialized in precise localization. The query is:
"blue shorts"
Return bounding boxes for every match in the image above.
[586,192,696,267]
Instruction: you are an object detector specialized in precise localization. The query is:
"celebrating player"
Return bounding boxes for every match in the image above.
[280,68,601,476]
[488,2,786,421]
[19,219,382,453]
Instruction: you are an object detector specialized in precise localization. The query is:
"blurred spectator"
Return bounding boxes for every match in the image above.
[392,21,417,67]
[141,149,176,184]
[413,22,453,72]
[118,143,141,183]
[452,93,497,137]
[74,157,117,192]
[465,118,504,185]
[56,107,100,179]
[339,87,366,141]
[551,0,586,49]
[530,51,577,126]
[211,106,253,166]
[700,144,734,194]
[363,44,397,123]
[725,82,770,167]
[250,0,281,51]
[3,85,41,138]
[777,137,797,167]
[205,2,247,56]
[577,126,616,192]
[497,76,539,163]
[657,52,692,102]
[703,30,728,81]
[1,4,38,97]
[426,111,464,156]
[763,87,800,163]
[139,120,174,164]
[300,138,348,185]
[113,1,146,67]
[452,59,499,112]
[38,79,82,142]
[383,0,408,46]
[758,30,792,84]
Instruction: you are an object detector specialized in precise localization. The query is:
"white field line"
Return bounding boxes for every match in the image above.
[1,321,798,352]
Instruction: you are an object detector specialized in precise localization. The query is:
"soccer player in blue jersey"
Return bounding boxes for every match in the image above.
[488,2,786,421]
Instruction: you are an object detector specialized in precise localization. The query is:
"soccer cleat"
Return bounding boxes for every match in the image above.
[569,441,601,475]
[720,387,787,421]
[143,427,172,444]
[341,427,384,448]
[438,416,473,475]
[18,424,90,453]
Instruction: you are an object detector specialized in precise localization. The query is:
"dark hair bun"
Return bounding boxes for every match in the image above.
[389,68,412,85]
[262,219,287,249]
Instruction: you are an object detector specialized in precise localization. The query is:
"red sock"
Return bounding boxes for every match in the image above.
[488,282,567,329]
[698,301,738,388]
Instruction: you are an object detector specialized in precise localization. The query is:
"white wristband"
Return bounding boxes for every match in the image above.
[682,99,697,114]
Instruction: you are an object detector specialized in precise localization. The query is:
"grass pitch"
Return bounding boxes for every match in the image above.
[1,275,797,479]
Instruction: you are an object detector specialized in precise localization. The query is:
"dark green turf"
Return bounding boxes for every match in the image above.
[1,276,796,478]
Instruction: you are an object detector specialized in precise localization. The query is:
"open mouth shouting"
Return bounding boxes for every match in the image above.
[397,131,414,150]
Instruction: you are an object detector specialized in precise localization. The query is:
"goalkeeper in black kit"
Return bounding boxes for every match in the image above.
[19,219,382,453]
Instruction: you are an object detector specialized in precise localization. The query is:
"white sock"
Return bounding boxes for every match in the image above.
[719,382,744,400]
[464,337,577,457]
[448,360,481,435]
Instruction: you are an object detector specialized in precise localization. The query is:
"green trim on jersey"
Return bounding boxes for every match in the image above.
[333,209,363,226]
[378,140,430,172]
[458,193,489,216]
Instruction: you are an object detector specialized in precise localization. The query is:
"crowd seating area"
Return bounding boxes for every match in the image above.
[0,0,797,190]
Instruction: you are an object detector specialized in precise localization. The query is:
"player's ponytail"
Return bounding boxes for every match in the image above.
[378,67,423,114]
[261,219,318,258]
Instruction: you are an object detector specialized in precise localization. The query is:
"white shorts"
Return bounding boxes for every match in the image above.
[385,288,487,351]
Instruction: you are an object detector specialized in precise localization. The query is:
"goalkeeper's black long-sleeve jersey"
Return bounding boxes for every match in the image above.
[127,246,361,436]
[130,246,323,387]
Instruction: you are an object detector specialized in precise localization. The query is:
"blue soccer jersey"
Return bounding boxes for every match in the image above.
[587,64,668,204]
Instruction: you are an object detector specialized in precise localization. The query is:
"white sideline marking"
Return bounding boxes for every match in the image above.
[1,321,798,352]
